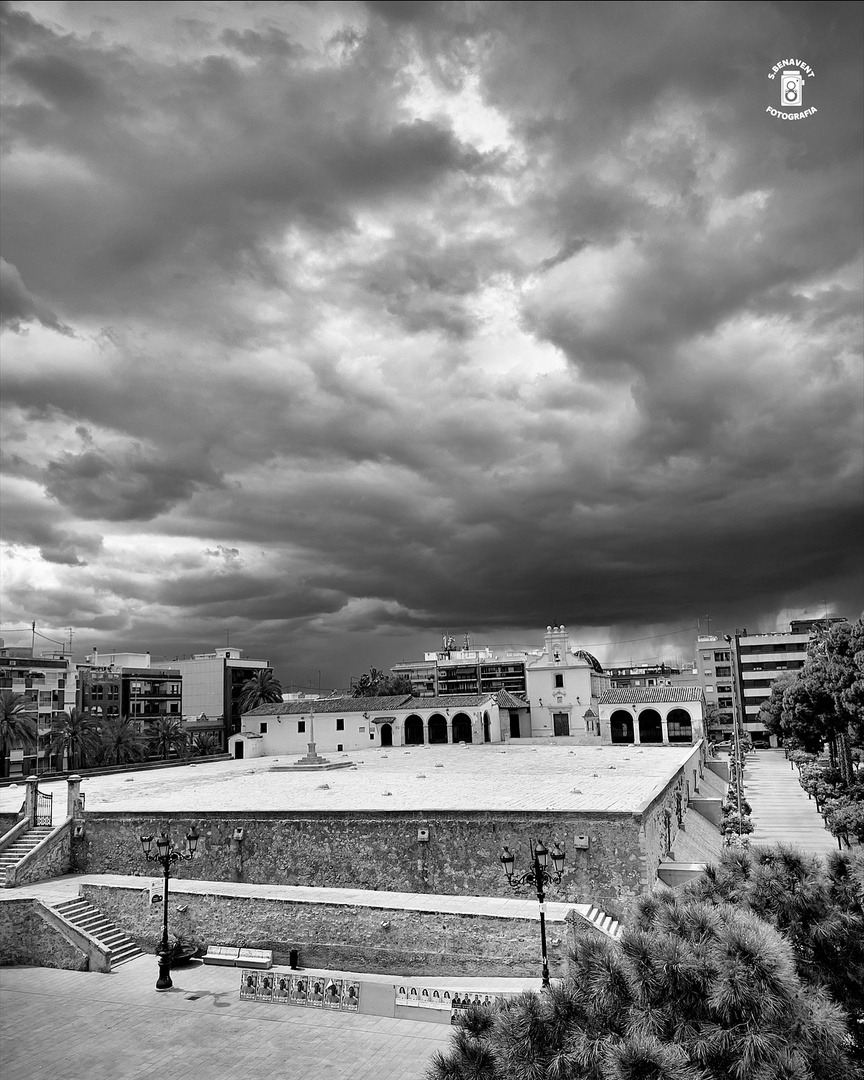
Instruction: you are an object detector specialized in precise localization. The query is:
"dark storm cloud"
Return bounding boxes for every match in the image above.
[0,1,861,685]
[43,446,224,522]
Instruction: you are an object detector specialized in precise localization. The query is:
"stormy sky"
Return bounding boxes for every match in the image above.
[1,1,862,690]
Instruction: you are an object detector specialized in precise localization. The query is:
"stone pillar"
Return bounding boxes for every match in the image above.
[23,775,39,824]
[67,775,83,818]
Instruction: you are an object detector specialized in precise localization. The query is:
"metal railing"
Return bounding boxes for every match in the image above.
[34,788,53,827]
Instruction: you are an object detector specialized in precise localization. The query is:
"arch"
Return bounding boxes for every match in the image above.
[667,708,693,744]
[610,710,634,743]
[380,723,393,747]
[451,713,472,743]
[404,714,424,746]
[428,714,448,744]
[639,709,663,743]
[483,711,491,743]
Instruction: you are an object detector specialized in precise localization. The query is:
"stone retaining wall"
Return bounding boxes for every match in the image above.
[73,809,646,916]
[0,898,88,970]
[81,882,570,978]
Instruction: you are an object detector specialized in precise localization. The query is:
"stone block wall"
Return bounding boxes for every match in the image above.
[12,823,72,887]
[0,899,88,970]
[73,809,647,916]
[80,883,568,978]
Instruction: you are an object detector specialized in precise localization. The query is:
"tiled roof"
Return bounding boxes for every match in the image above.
[244,695,412,716]
[494,690,531,709]
[599,687,705,705]
[403,695,495,709]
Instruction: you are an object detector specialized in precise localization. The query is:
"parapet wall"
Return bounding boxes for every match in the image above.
[80,881,569,978]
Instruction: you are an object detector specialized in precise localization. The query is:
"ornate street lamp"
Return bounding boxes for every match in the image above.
[139,827,199,990]
[500,839,565,989]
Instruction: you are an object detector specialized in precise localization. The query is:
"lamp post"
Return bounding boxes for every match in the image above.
[724,634,744,836]
[500,839,565,989]
[139,828,199,990]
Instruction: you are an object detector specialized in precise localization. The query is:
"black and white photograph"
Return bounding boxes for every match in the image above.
[0,3,861,1079]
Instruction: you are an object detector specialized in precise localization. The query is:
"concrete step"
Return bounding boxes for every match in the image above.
[51,898,142,970]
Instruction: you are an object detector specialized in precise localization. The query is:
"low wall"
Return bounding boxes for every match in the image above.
[73,809,646,916]
[80,882,569,978]
[8,820,73,888]
[0,898,88,970]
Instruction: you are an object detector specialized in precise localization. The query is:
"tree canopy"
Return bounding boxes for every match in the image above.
[0,690,37,777]
[428,888,854,1080]
[351,667,413,697]
[760,617,864,780]
[238,668,283,712]
[47,707,101,771]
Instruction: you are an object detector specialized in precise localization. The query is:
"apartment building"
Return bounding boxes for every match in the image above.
[79,651,182,724]
[175,647,271,748]
[730,628,812,746]
[0,644,77,776]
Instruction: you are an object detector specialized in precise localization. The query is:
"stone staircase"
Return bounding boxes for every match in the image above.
[52,897,143,967]
[0,826,53,880]
[574,902,622,939]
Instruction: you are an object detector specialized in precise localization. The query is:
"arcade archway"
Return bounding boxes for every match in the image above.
[451,713,472,743]
[428,714,448,743]
[404,714,424,745]
[610,710,634,743]
[667,708,693,743]
[639,709,663,743]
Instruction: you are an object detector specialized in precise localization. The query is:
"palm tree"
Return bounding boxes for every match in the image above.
[237,668,283,712]
[0,690,37,778]
[98,714,145,766]
[47,707,101,771]
[192,732,222,757]
[147,715,187,760]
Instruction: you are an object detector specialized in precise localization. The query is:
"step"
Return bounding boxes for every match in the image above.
[50,897,142,971]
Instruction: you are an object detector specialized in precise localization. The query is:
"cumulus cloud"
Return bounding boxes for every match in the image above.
[0,1,861,683]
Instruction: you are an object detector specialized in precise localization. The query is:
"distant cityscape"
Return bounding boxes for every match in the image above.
[0,615,847,776]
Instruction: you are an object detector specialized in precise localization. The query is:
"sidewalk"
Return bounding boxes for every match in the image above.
[744,751,838,858]
[0,956,454,1080]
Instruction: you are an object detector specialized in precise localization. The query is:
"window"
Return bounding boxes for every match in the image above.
[298,721,306,733]
[336,718,344,731]
[554,673,564,688]
[260,722,268,734]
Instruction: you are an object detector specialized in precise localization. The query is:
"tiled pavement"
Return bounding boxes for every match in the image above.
[744,750,839,858]
[0,956,456,1080]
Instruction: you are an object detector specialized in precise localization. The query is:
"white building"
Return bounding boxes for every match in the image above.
[230,694,506,759]
[597,687,706,745]
[524,625,610,740]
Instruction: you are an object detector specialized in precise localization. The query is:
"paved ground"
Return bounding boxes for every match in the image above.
[0,741,693,819]
[744,750,839,858]
[0,957,457,1080]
